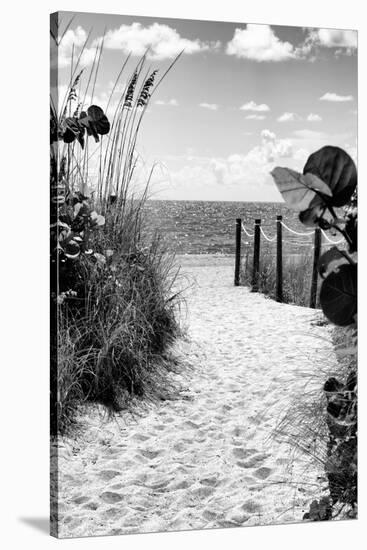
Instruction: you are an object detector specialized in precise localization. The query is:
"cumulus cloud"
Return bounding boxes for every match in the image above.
[226,24,296,61]
[102,22,216,59]
[307,113,322,122]
[277,112,300,122]
[306,28,357,52]
[240,101,270,112]
[226,25,357,64]
[245,115,266,120]
[158,129,314,200]
[199,103,218,111]
[320,92,354,102]
[55,26,98,68]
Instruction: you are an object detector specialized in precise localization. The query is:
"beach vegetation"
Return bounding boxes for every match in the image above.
[50,19,182,435]
[270,145,357,520]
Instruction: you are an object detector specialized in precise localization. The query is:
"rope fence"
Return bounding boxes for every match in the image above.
[241,220,344,245]
[260,226,276,242]
[234,215,346,308]
[241,223,254,238]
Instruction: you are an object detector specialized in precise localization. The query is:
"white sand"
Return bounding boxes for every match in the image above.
[54,255,337,538]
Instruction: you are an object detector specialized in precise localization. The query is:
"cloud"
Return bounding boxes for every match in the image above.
[308,28,357,51]
[155,98,179,106]
[56,26,98,68]
[102,22,216,60]
[245,115,266,120]
[296,28,357,59]
[307,113,322,122]
[156,129,317,200]
[277,112,300,122]
[199,102,218,111]
[226,24,296,61]
[240,101,270,112]
[277,112,322,123]
[319,92,354,102]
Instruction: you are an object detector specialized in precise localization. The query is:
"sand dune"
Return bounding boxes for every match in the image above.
[53,255,337,538]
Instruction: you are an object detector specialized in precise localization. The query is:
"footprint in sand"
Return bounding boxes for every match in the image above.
[192,486,215,499]
[98,470,121,481]
[199,476,218,487]
[183,420,201,429]
[147,480,171,491]
[254,467,273,479]
[102,507,124,519]
[72,495,89,505]
[82,501,99,511]
[140,449,162,460]
[241,499,262,514]
[237,453,270,469]
[131,433,150,442]
[232,447,257,460]
[100,491,123,504]
[202,509,218,521]
[153,425,166,431]
[169,479,191,491]
[232,426,247,438]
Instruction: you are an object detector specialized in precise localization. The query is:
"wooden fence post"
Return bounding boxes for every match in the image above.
[310,227,322,308]
[251,219,261,292]
[234,218,241,286]
[276,215,283,303]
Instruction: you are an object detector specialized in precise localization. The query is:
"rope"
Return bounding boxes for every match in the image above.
[260,226,276,242]
[320,229,344,245]
[280,220,314,237]
[241,220,344,245]
[241,223,254,238]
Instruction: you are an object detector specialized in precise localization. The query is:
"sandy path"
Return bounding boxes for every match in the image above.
[55,255,337,538]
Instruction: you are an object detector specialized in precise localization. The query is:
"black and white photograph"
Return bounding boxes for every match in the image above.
[49,9,357,539]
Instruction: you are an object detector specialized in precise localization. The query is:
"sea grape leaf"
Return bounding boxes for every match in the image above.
[79,105,110,142]
[63,240,81,259]
[303,146,357,207]
[345,212,357,253]
[318,246,347,278]
[299,198,325,226]
[320,264,357,326]
[90,211,105,227]
[270,167,332,211]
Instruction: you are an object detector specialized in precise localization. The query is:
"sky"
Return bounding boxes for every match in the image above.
[53,11,358,201]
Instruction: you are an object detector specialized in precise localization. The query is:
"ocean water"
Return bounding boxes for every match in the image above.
[144,200,316,255]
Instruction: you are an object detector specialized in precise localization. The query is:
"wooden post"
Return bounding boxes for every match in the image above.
[310,228,322,308]
[251,219,261,292]
[234,218,241,286]
[276,215,283,303]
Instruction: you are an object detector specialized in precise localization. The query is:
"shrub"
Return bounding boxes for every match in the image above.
[50,20,182,435]
[270,145,358,520]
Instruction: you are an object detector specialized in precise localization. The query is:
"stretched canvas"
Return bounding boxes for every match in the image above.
[50,10,358,538]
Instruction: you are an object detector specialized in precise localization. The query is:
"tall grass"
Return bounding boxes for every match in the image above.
[272,324,357,516]
[241,244,316,307]
[51,20,183,435]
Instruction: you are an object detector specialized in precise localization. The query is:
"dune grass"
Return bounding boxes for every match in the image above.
[241,244,316,307]
[272,322,357,518]
[51,21,183,435]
